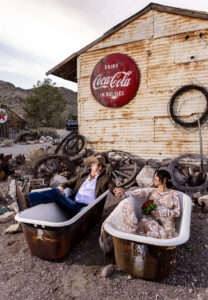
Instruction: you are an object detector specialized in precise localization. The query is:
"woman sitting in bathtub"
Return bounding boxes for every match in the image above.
[100,169,180,252]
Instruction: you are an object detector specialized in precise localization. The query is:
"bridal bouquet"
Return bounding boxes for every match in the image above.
[142,200,163,226]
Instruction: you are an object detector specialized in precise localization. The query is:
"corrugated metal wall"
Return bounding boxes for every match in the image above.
[78,10,208,159]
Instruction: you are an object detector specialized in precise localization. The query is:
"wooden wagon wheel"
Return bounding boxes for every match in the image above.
[34,155,75,182]
[105,150,138,188]
[55,133,85,156]
[62,134,85,156]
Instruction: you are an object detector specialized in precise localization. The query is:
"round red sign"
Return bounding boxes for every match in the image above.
[90,53,140,108]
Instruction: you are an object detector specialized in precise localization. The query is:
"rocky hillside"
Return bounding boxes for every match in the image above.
[0,80,77,121]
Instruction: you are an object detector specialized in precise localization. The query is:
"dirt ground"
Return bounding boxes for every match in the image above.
[0,192,208,300]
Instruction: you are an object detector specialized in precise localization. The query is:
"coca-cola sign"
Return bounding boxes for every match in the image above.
[90,53,140,108]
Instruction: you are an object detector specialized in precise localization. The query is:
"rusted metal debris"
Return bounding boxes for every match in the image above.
[0,154,14,180]
[0,153,27,181]
[33,143,208,192]
[2,131,206,193]
[169,154,208,192]
[2,143,208,196]
[28,179,46,191]
[15,154,25,165]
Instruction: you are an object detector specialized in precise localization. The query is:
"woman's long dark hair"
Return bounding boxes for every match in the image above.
[154,169,173,188]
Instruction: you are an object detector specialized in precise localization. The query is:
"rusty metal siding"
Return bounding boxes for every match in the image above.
[174,29,208,64]
[154,11,208,38]
[79,91,173,120]
[147,61,208,91]
[79,119,154,142]
[82,140,206,159]
[154,117,208,143]
[77,10,208,159]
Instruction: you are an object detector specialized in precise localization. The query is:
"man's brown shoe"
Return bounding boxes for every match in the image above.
[15,181,29,211]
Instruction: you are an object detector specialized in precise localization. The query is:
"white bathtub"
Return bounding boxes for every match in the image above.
[15,189,109,260]
[104,190,192,280]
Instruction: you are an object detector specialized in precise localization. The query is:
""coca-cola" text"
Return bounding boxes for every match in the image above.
[92,71,132,90]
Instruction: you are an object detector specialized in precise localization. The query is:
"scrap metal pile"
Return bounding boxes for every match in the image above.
[31,133,208,196]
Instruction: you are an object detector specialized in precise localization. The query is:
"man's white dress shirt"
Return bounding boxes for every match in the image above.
[75,174,99,205]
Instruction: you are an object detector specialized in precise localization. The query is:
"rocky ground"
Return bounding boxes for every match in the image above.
[0,192,208,300]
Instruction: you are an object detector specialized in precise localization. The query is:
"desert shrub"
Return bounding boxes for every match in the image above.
[3,139,14,147]
[16,127,59,142]
[24,147,46,174]
[38,127,59,138]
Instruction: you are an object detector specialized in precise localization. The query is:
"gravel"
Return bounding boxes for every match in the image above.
[0,195,208,300]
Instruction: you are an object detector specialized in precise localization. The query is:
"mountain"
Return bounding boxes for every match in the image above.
[0,80,77,121]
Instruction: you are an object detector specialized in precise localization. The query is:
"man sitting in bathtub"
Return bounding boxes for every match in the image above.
[16,156,115,218]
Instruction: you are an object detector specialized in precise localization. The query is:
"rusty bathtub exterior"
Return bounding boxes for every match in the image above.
[113,237,177,280]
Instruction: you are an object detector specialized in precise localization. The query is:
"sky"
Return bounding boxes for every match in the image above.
[0,0,208,91]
